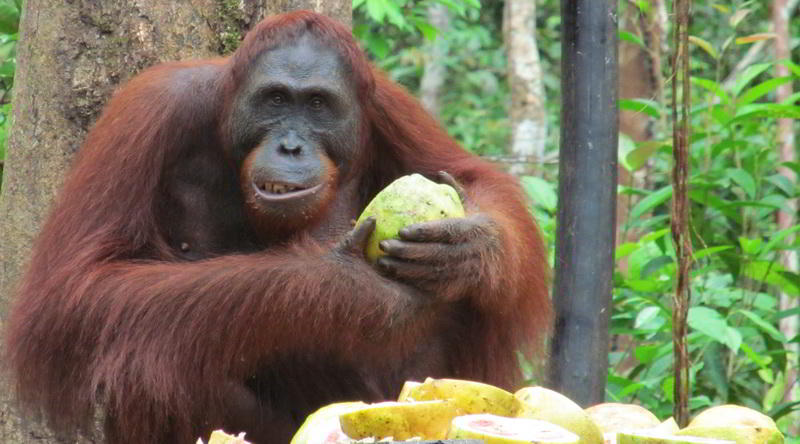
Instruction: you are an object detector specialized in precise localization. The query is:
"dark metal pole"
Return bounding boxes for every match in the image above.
[548,0,618,406]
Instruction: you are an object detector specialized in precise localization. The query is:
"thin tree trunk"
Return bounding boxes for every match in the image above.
[772,0,798,435]
[0,1,350,442]
[504,0,546,175]
[419,3,449,118]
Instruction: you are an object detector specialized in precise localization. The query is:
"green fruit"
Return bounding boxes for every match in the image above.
[677,426,783,444]
[400,377,523,416]
[680,404,784,444]
[290,402,367,444]
[397,380,423,402]
[356,174,465,263]
[687,405,778,430]
[617,431,734,444]
[585,403,661,435]
[338,400,456,440]
[653,418,681,435]
[515,387,604,444]
[448,414,580,444]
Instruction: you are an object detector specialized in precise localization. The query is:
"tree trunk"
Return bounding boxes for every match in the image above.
[772,0,798,435]
[266,0,351,27]
[0,1,351,443]
[419,3,449,118]
[503,0,546,175]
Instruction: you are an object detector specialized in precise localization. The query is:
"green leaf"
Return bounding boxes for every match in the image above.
[616,242,639,259]
[731,104,800,122]
[735,33,776,45]
[739,237,762,255]
[737,77,792,106]
[693,246,733,260]
[641,228,670,244]
[744,261,800,296]
[641,255,673,277]
[726,168,757,198]
[688,307,742,352]
[619,98,661,118]
[782,161,800,175]
[365,34,390,59]
[619,30,646,49]
[352,0,367,9]
[782,59,800,77]
[781,91,800,105]
[635,306,661,329]
[689,35,718,59]
[729,8,751,28]
[765,174,796,197]
[732,63,772,97]
[619,133,636,172]
[365,0,387,23]
[413,19,438,41]
[626,141,668,172]
[692,77,730,104]
[630,185,672,221]
[521,175,557,212]
[634,344,660,364]
[0,0,19,34]
[737,309,786,342]
[741,343,771,368]
[761,225,800,257]
[382,0,406,28]
[711,3,730,13]
[702,342,729,401]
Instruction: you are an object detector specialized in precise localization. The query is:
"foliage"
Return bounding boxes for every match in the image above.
[0,0,20,184]
[356,0,800,438]
[607,0,800,437]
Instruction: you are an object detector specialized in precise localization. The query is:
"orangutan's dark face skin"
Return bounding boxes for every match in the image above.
[229,32,362,232]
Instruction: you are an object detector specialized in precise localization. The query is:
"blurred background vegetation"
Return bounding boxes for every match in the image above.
[0,0,797,439]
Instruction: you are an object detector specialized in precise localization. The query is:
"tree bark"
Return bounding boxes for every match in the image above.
[504,0,546,175]
[419,3,449,118]
[266,0,351,27]
[0,1,351,442]
[772,0,798,435]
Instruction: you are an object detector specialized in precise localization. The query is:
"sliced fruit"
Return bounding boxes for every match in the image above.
[338,400,456,440]
[515,387,604,444]
[400,377,522,416]
[448,413,580,444]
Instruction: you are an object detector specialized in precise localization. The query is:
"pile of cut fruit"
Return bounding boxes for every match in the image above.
[199,377,785,444]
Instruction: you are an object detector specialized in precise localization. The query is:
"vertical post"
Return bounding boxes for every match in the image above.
[548,0,618,406]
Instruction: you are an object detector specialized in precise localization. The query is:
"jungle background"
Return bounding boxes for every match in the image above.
[0,0,797,440]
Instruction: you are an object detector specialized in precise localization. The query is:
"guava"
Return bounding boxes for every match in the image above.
[290,402,366,444]
[515,386,604,444]
[617,430,733,444]
[677,426,783,444]
[586,403,661,435]
[356,174,465,262]
[399,377,523,416]
[338,400,456,440]
[448,414,580,444]
[679,404,784,444]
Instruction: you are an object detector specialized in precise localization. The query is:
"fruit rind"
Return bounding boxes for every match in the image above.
[338,400,456,440]
[617,430,734,444]
[448,413,580,444]
[401,377,522,416]
[515,387,604,444]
